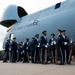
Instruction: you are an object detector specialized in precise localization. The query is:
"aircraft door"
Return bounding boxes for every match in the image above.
[9,33,14,40]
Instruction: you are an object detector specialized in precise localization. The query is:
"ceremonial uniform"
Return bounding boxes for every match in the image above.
[57,29,64,65]
[40,31,48,64]
[62,30,69,64]
[34,34,40,63]
[49,34,57,63]
[3,39,10,62]
[23,38,30,62]
[30,38,35,63]
[11,38,17,63]
[17,42,23,62]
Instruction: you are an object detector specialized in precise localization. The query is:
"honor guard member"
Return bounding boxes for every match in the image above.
[62,30,69,64]
[49,34,57,63]
[3,39,10,62]
[34,34,40,63]
[40,31,48,64]
[30,37,35,63]
[23,38,30,63]
[17,42,23,62]
[57,29,64,65]
[11,38,17,63]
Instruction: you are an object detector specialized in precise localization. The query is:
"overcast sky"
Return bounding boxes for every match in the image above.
[0,0,65,50]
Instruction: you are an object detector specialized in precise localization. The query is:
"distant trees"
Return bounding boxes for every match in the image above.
[0,50,4,60]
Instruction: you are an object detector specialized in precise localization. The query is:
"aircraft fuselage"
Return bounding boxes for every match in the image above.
[2,0,75,48]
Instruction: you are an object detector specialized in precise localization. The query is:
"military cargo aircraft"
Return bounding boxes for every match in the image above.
[0,0,75,48]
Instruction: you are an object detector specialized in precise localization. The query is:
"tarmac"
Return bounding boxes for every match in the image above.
[0,61,75,75]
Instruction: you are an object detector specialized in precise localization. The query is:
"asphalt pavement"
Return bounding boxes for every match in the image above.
[0,61,75,75]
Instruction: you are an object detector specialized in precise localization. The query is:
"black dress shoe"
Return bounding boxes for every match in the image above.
[42,62,44,64]
[3,61,8,63]
[44,62,48,64]
[22,61,25,63]
[58,63,64,65]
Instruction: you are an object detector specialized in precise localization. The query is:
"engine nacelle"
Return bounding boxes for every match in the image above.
[0,5,28,27]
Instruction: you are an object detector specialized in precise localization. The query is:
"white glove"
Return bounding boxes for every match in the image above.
[45,45,48,48]
[26,47,29,49]
[64,42,68,45]
[54,41,56,45]
[21,52,22,54]
[51,43,53,45]
[37,45,40,47]
[17,50,18,53]
[47,43,49,45]
[70,41,73,44]
[9,48,11,51]
[23,51,24,53]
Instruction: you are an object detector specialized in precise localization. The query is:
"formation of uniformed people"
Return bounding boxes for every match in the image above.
[3,29,73,65]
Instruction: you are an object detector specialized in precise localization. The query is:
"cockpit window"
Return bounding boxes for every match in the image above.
[18,6,28,18]
[55,2,61,9]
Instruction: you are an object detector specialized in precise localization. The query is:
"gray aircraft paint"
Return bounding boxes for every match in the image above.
[0,0,75,49]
